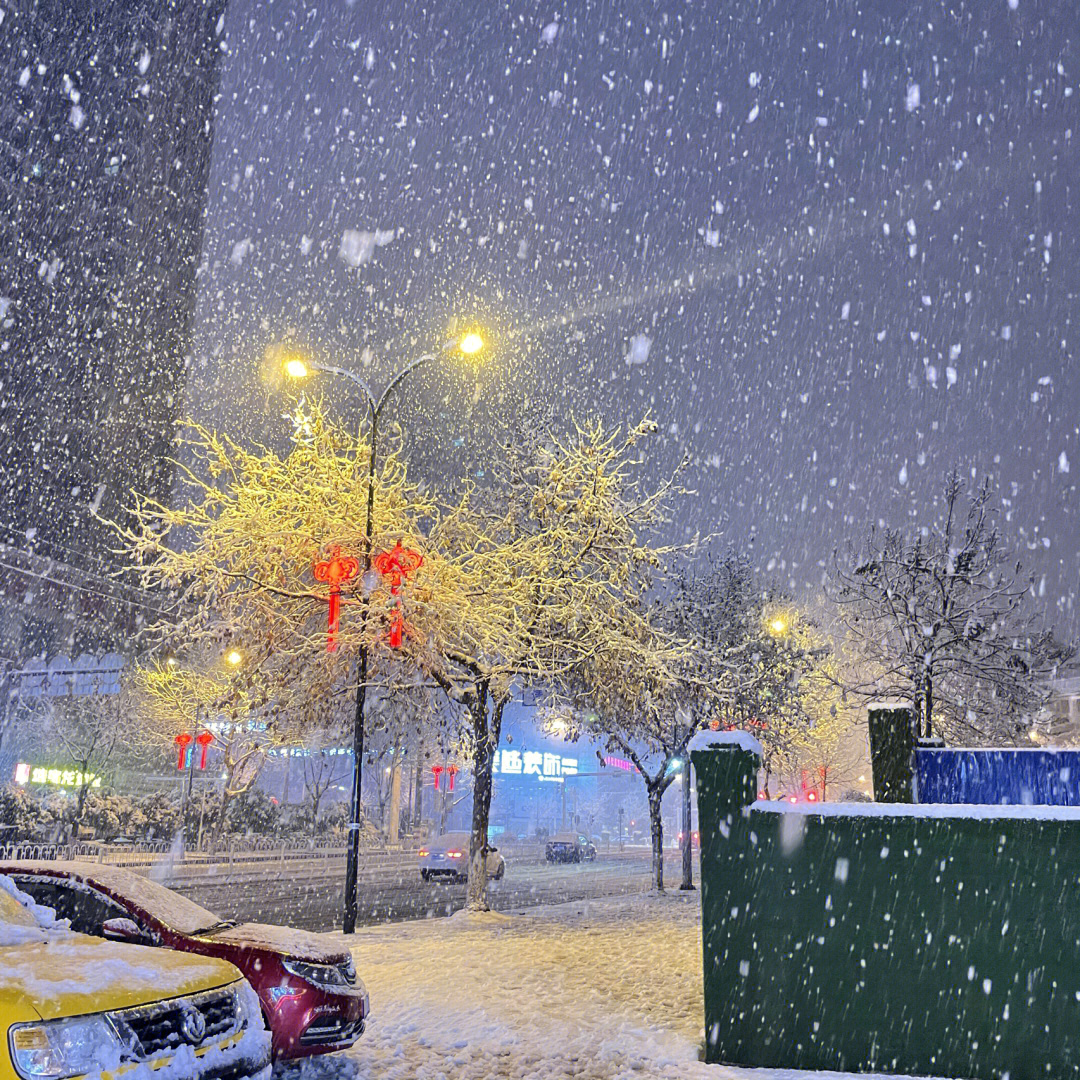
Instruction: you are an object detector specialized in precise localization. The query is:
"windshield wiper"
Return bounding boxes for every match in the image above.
[190,919,238,936]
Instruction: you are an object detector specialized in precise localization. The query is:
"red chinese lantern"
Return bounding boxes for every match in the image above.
[431,764,444,790]
[313,546,361,652]
[373,541,424,648]
[195,730,214,770]
[174,732,193,770]
[446,764,459,792]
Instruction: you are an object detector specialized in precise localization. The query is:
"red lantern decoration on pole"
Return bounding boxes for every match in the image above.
[195,730,214,770]
[373,541,424,648]
[446,764,459,792]
[174,732,193,771]
[431,764,444,791]
[313,546,361,652]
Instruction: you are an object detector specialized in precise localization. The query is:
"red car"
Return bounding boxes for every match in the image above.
[0,860,368,1060]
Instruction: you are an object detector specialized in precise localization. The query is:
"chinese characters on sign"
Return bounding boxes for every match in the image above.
[491,750,578,782]
[14,763,101,789]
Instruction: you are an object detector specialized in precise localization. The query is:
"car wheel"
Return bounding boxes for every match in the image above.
[572,851,581,863]
[420,869,430,882]
[494,862,505,881]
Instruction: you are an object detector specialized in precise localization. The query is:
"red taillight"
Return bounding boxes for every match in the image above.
[807,792,818,802]
[417,849,428,857]
[447,850,462,859]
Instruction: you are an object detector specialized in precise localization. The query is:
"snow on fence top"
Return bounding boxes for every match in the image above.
[754,800,1080,821]
[688,729,763,757]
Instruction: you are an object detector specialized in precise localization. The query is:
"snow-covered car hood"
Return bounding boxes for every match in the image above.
[1,934,240,1021]
[202,921,350,963]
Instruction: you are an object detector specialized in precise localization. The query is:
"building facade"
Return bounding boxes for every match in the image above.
[0,0,226,658]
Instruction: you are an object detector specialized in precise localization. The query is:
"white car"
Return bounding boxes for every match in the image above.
[418,832,505,883]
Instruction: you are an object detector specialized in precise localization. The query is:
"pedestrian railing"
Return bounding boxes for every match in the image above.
[0,835,389,870]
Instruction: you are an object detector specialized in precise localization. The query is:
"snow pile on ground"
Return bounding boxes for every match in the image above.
[277,892,945,1080]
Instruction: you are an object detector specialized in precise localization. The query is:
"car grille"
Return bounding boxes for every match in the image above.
[299,1014,365,1046]
[112,987,240,1059]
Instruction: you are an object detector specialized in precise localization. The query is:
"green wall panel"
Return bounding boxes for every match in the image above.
[693,743,1080,1079]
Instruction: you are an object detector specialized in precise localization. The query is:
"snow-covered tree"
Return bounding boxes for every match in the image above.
[832,470,1072,743]
[571,551,834,889]
[33,692,127,837]
[115,399,436,692]
[414,415,688,909]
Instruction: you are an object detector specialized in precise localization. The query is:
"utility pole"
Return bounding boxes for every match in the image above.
[285,342,484,934]
[178,704,202,860]
[679,766,694,891]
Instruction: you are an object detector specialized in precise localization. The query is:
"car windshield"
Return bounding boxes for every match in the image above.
[0,888,40,931]
[60,866,232,937]
[0,877,69,945]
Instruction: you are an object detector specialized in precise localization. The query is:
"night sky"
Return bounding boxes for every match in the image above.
[187,0,1080,630]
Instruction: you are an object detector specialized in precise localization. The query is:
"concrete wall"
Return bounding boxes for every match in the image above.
[693,741,1080,1079]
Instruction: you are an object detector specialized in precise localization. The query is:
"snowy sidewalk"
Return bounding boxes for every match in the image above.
[276,891,945,1080]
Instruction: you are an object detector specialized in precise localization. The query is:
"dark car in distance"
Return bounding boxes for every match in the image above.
[545,833,597,863]
[0,860,368,1060]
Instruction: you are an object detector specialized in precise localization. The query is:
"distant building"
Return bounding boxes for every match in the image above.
[1042,676,1080,741]
[0,0,226,658]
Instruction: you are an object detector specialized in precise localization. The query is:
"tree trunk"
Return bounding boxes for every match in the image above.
[466,689,501,911]
[648,786,665,891]
[912,670,925,739]
[679,768,694,891]
[216,784,232,840]
[388,759,403,844]
[925,676,934,740]
[413,752,423,826]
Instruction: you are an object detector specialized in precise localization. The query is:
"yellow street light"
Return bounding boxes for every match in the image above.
[768,616,789,637]
[284,356,311,379]
[459,331,485,356]
[226,650,243,667]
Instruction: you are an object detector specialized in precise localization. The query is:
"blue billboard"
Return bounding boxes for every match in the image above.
[916,747,1080,806]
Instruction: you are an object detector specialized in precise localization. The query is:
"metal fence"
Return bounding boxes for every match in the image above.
[0,836,368,869]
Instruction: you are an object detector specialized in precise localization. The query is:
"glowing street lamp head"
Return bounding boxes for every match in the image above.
[459,331,485,356]
[284,355,311,379]
[226,650,243,667]
[768,615,789,637]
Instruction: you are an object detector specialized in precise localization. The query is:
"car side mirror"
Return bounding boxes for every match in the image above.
[102,917,149,944]
[488,846,498,853]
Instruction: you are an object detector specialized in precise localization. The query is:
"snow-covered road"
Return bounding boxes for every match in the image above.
[274,891,946,1080]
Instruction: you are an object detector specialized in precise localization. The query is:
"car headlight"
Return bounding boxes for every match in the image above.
[9,1015,126,1079]
[281,958,348,988]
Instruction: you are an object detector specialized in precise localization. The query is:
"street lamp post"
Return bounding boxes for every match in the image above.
[286,334,484,934]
